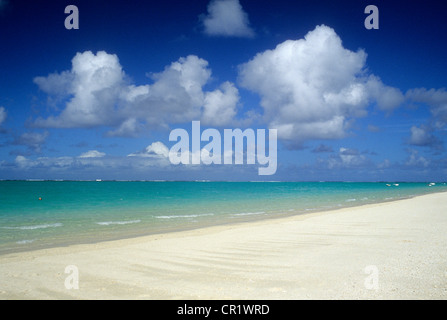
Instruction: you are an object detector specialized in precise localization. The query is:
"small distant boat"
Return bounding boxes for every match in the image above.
[428,182,435,187]
[96,179,102,182]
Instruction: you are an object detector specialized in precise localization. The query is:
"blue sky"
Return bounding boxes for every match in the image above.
[0,0,446,181]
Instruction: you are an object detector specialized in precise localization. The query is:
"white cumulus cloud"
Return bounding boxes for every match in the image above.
[325,147,369,169]
[405,149,429,168]
[406,88,447,127]
[13,131,49,153]
[201,0,255,38]
[128,141,169,158]
[34,51,124,128]
[33,51,241,135]
[408,125,441,150]
[238,25,404,147]
[79,150,106,158]
[202,81,240,126]
[409,126,432,146]
[405,88,447,150]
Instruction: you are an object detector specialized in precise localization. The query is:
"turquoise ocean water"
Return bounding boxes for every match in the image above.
[0,181,446,254]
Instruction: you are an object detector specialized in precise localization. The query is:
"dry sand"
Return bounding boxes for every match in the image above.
[1,192,447,300]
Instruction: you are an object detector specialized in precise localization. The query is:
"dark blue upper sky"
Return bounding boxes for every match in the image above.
[0,0,446,181]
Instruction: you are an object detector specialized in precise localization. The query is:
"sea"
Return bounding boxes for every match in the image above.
[0,180,446,254]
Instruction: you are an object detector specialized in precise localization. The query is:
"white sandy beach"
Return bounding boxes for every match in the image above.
[1,192,446,300]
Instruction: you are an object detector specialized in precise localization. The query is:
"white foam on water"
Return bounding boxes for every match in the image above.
[2,223,63,230]
[16,239,35,244]
[232,211,265,216]
[96,219,141,226]
[154,213,214,219]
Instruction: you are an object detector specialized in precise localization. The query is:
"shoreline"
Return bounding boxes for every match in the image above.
[1,189,445,256]
[1,192,447,299]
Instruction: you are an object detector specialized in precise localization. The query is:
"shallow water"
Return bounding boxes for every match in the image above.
[0,181,445,254]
